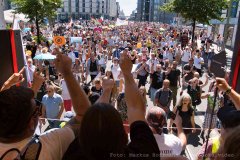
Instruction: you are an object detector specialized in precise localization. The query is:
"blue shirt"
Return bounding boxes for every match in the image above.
[42,93,63,119]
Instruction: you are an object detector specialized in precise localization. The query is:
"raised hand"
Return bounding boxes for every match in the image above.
[102,77,114,91]
[119,49,132,76]
[216,77,230,92]
[8,67,25,86]
[1,67,25,91]
[54,48,72,76]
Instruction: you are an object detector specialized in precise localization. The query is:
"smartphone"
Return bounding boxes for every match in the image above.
[168,111,176,120]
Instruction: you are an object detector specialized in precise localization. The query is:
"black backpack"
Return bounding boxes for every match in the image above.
[0,135,42,160]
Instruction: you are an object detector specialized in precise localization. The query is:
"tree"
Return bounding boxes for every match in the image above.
[161,0,228,46]
[11,0,61,44]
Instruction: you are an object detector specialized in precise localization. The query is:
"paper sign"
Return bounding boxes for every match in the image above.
[70,37,83,44]
[53,36,66,46]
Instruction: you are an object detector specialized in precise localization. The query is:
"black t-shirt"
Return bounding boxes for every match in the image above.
[151,71,165,89]
[91,86,103,95]
[62,121,160,160]
[167,69,181,86]
[176,106,194,135]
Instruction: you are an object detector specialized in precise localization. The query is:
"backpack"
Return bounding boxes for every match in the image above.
[0,135,42,160]
[157,89,172,104]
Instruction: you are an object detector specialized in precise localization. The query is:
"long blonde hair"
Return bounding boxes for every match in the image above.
[176,93,192,109]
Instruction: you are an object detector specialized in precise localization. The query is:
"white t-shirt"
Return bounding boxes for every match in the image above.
[111,64,121,81]
[154,134,182,156]
[181,50,191,62]
[0,127,75,160]
[194,56,204,69]
[68,52,76,63]
[147,58,159,71]
[28,64,36,82]
[60,79,71,100]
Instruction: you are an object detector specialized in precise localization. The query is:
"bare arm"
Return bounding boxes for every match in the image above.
[96,77,114,104]
[54,50,91,133]
[200,74,209,89]
[216,78,240,110]
[182,74,189,87]
[1,68,25,92]
[174,113,187,151]
[191,113,196,133]
[57,103,64,119]
[120,50,146,124]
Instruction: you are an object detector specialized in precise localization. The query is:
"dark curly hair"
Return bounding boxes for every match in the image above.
[0,86,34,140]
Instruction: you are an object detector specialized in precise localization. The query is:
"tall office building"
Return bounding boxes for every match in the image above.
[57,0,118,21]
[136,0,175,23]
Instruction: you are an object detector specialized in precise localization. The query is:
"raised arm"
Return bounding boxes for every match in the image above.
[216,78,240,110]
[119,49,145,124]
[182,74,189,87]
[1,68,25,92]
[96,77,114,104]
[54,49,91,133]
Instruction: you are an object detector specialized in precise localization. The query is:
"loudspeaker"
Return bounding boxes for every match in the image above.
[0,30,27,87]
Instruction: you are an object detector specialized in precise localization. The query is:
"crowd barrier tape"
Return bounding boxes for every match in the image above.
[38,118,221,131]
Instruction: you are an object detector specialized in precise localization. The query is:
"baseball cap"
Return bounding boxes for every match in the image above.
[217,107,240,129]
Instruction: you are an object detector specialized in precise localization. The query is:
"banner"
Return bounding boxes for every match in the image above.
[115,18,128,26]
[70,37,82,44]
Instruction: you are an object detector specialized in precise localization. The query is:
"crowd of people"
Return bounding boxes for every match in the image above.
[0,19,240,160]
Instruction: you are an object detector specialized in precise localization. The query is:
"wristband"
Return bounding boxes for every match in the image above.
[225,87,232,95]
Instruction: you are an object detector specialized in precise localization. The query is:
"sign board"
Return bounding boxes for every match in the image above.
[53,36,66,46]
[70,37,82,44]
[210,51,227,78]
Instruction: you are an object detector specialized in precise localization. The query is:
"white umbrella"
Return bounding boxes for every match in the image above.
[34,53,56,60]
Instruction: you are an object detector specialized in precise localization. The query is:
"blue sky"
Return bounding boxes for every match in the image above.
[117,0,137,16]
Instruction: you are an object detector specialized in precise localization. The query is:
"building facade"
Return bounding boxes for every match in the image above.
[3,0,11,10]
[208,1,240,48]
[57,0,118,21]
[136,0,175,23]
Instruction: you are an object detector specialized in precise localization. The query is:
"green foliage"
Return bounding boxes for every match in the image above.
[11,0,62,22]
[161,0,229,24]
[32,35,47,43]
